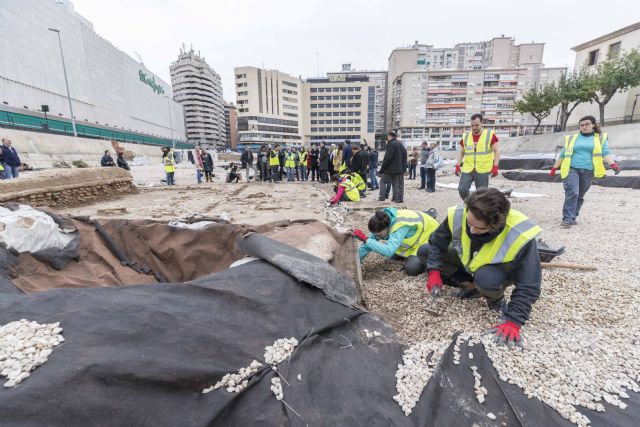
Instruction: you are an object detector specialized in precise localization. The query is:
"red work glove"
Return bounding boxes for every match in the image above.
[489,320,522,347]
[550,167,557,177]
[454,164,461,177]
[426,270,443,298]
[352,229,368,242]
[610,163,621,175]
[491,165,499,177]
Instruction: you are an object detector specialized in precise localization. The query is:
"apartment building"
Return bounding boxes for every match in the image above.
[569,21,640,126]
[224,102,238,150]
[387,37,545,132]
[392,66,565,149]
[170,47,225,147]
[302,76,375,146]
[327,63,387,138]
[234,67,303,148]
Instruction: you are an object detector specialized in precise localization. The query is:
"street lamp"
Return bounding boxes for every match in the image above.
[164,95,175,149]
[48,28,77,137]
[630,94,640,124]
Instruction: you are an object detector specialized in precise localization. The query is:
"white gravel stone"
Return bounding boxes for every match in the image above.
[270,377,283,401]
[0,319,64,388]
[202,360,262,394]
[264,337,299,366]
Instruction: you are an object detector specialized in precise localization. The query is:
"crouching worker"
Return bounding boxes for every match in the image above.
[353,208,439,276]
[421,188,542,347]
[329,173,360,204]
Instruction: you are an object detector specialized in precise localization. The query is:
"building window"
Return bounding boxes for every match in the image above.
[237,91,248,96]
[311,88,318,93]
[608,42,621,60]
[588,49,599,66]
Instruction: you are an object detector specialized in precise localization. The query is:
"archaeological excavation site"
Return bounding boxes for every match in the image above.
[1,129,640,427]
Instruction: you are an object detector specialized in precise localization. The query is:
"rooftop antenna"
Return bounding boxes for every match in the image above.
[134,52,144,65]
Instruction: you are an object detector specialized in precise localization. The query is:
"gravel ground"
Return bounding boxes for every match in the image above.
[347,171,640,425]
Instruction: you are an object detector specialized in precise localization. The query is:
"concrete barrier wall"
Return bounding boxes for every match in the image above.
[1,128,177,168]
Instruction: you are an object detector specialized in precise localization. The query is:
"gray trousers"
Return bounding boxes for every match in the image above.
[379,173,404,202]
[245,164,256,181]
[458,171,490,200]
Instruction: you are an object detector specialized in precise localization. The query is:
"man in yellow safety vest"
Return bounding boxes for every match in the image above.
[422,188,542,347]
[454,113,500,200]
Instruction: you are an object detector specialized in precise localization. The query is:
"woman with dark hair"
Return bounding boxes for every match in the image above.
[101,150,115,167]
[421,188,542,347]
[550,115,620,227]
[352,207,439,276]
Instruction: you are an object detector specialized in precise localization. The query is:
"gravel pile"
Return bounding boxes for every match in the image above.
[0,319,64,387]
[348,174,640,425]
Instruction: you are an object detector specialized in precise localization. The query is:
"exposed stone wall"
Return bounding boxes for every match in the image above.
[0,168,136,208]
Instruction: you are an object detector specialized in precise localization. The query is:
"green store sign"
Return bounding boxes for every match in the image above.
[139,70,165,95]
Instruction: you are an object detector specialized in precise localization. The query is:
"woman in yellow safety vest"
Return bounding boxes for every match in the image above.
[162,147,175,186]
[423,188,542,347]
[285,148,296,182]
[333,144,344,174]
[352,208,439,276]
[299,147,308,181]
[550,115,620,227]
[329,173,360,204]
[268,145,280,183]
[340,172,366,197]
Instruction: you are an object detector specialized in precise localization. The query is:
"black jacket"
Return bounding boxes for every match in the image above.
[369,150,379,168]
[351,150,369,175]
[117,156,130,170]
[241,150,254,166]
[310,148,319,168]
[426,218,541,326]
[101,155,115,167]
[379,139,404,175]
[319,147,329,170]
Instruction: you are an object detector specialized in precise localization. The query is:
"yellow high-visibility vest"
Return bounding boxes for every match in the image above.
[560,133,607,179]
[390,209,440,257]
[461,129,495,174]
[339,176,360,202]
[285,152,295,168]
[340,173,366,191]
[163,151,175,173]
[447,204,541,273]
[269,150,280,167]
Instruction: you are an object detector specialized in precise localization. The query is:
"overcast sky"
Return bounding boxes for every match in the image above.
[73,0,639,101]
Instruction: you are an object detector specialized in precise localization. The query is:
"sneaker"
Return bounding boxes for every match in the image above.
[486,297,508,316]
[560,220,572,228]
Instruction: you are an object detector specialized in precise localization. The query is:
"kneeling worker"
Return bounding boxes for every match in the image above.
[353,208,439,276]
[422,188,542,346]
[329,173,361,204]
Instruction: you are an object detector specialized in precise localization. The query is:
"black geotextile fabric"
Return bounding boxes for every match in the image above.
[502,171,640,190]
[499,158,555,170]
[619,160,640,170]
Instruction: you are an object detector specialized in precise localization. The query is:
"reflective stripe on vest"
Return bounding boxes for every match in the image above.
[285,153,295,168]
[560,133,607,179]
[390,209,440,257]
[461,129,494,174]
[340,177,360,202]
[448,204,541,273]
[341,173,366,191]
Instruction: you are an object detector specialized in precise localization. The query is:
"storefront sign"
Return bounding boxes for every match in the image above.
[139,70,165,95]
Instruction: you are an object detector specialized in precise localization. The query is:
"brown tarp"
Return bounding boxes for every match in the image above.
[5,216,356,294]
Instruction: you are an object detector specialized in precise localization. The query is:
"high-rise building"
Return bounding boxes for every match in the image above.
[568,21,640,126]
[234,67,304,148]
[302,76,376,145]
[224,103,239,150]
[391,66,565,149]
[0,0,186,146]
[387,37,546,132]
[327,64,388,139]
[170,47,225,148]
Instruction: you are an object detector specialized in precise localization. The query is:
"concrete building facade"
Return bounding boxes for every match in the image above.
[327,64,387,138]
[170,48,226,148]
[302,76,376,145]
[569,21,640,126]
[387,37,546,132]
[224,103,239,150]
[234,67,303,148]
[0,0,186,145]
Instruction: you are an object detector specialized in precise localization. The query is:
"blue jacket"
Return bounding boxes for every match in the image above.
[1,145,21,167]
[358,207,418,261]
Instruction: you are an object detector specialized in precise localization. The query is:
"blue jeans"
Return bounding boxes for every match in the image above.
[287,167,295,181]
[562,168,593,222]
[3,165,19,179]
[419,166,426,188]
[196,169,203,184]
[300,165,307,180]
[369,167,379,189]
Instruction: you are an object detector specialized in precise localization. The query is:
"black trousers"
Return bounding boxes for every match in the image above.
[417,244,511,300]
[319,169,329,183]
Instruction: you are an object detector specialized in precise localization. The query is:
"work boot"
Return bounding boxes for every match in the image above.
[486,297,508,316]
[560,220,572,228]
[453,288,481,299]
[570,220,578,225]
